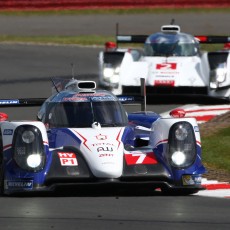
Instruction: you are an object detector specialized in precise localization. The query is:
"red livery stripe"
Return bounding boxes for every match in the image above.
[3,144,12,151]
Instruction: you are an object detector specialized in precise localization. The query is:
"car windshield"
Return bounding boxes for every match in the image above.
[144,33,199,57]
[45,101,128,128]
[144,42,198,57]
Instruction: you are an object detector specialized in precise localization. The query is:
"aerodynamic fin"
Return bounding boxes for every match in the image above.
[117,78,146,112]
[0,98,46,107]
[195,35,230,44]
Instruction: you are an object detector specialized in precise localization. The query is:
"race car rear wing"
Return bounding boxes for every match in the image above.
[116,35,148,44]
[195,36,230,44]
[116,34,230,44]
[115,23,230,44]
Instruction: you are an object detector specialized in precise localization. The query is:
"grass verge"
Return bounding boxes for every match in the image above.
[202,127,230,173]
[0,35,224,51]
[0,35,115,46]
[0,7,230,16]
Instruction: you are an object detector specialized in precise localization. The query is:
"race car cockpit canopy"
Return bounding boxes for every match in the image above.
[38,81,128,128]
[144,25,200,57]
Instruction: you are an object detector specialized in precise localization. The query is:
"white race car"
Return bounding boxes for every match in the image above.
[98,24,230,101]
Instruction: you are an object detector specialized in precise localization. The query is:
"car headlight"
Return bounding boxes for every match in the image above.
[103,67,114,78]
[210,63,227,89]
[216,67,227,83]
[175,125,188,141]
[22,130,35,143]
[168,122,196,168]
[27,154,42,168]
[103,64,120,84]
[171,151,186,166]
[13,125,46,172]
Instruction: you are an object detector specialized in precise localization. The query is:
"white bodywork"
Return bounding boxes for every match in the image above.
[0,116,200,179]
[209,53,230,98]
[1,121,48,148]
[70,127,125,178]
[99,25,230,99]
[119,53,209,88]
[149,117,200,148]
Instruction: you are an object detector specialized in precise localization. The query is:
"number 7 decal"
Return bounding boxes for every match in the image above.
[125,151,158,165]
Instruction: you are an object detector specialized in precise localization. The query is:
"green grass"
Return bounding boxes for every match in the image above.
[202,127,230,173]
[0,35,115,46]
[0,35,225,51]
[0,7,230,16]
[0,7,229,48]
[0,36,225,53]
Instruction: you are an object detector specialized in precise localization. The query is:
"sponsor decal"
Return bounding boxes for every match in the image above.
[99,153,114,157]
[7,180,33,189]
[154,80,175,86]
[182,175,202,186]
[118,96,135,102]
[3,129,13,135]
[92,143,114,147]
[155,75,175,78]
[156,63,177,70]
[0,99,19,104]
[75,93,107,97]
[125,151,158,165]
[91,96,115,101]
[194,126,199,132]
[58,152,78,166]
[97,146,113,152]
[96,134,107,140]
[63,97,88,102]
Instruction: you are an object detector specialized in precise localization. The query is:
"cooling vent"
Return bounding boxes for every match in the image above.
[161,25,180,33]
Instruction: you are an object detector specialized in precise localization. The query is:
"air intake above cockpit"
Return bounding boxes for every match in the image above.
[161,25,180,33]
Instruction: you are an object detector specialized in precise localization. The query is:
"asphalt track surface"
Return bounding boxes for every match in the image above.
[0,12,230,230]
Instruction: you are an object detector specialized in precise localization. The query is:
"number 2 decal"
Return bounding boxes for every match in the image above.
[156,63,177,70]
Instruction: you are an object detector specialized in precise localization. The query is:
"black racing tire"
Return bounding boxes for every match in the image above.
[161,187,201,196]
[0,167,4,196]
[0,134,5,195]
